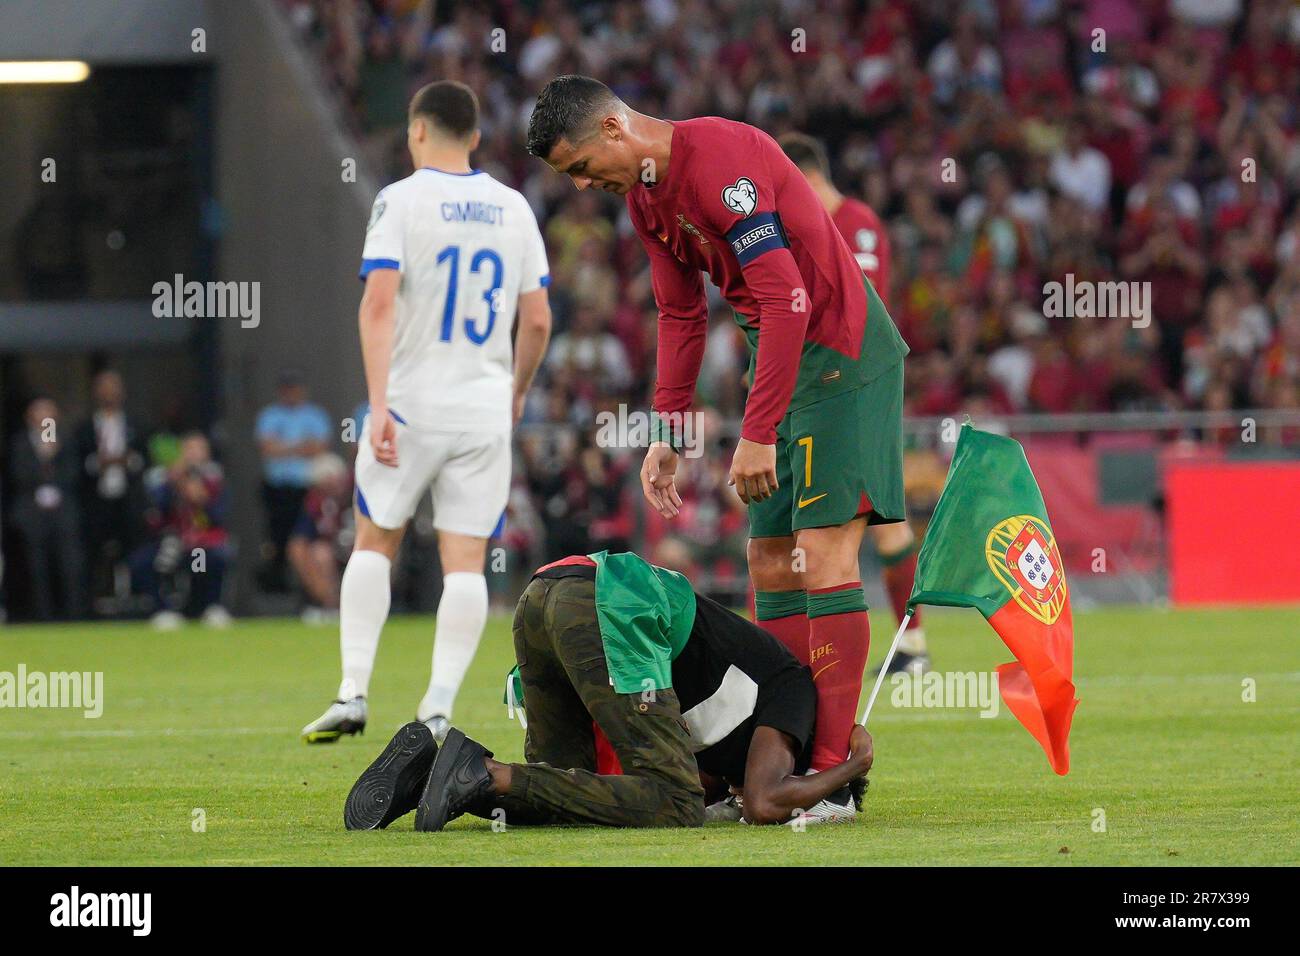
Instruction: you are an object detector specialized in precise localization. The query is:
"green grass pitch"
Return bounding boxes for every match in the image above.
[1,605,1296,866]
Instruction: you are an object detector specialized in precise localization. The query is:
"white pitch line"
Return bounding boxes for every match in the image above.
[1074,672,1300,688]
[0,726,285,740]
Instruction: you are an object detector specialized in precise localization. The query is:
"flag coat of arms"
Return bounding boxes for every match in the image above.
[909,424,1079,774]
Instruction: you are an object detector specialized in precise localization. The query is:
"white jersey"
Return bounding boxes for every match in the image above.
[359,167,549,432]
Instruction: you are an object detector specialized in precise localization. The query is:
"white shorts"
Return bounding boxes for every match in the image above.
[354,415,510,537]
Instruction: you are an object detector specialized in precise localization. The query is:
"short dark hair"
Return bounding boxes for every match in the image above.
[409,80,479,139]
[778,132,830,177]
[526,75,621,159]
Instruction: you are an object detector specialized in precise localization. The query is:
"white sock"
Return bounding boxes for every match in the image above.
[337,550,392,700]
[417,572,488,721]
[898,626,928,656]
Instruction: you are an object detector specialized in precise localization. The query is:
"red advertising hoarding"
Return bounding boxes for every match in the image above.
[1167,461,1300,605]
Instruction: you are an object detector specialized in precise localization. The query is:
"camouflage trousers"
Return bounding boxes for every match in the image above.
[493,574,705,828]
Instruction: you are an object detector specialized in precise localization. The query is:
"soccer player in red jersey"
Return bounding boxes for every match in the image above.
[779,132,931,676]
[527,76,908,822]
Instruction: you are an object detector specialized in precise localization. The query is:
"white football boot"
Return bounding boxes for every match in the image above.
[705,793,744,823]
[419,714,451,744]
[787,783,857,826]
[301,696,367,744]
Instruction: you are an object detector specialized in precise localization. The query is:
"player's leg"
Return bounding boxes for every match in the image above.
[415,529,489,733]
[339,515,405,697]
[416,430,510,733]
[870,519,930,674]
[797,517,870,773]
[301,514,405,743]
[788,363,906,789]
[747,422,811,663]
[303,412,423,743]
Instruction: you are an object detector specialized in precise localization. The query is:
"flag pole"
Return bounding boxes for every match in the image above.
[859,611,912,726]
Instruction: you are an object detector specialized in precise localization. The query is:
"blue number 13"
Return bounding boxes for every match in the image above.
[435,245,503,345]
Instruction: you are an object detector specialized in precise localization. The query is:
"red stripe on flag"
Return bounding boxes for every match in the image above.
[987,599,1078,775]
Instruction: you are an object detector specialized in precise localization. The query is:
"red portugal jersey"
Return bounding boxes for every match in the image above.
[626,117,880,445]
[831,196,891,311]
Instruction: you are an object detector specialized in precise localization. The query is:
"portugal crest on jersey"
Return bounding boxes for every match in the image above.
[985,514,1067,625]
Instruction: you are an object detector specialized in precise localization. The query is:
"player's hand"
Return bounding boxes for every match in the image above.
[641,442,683,518]
[849,725,874,773]
[728,438,778,505]
[512,392,527,427]
[370,406,399,467]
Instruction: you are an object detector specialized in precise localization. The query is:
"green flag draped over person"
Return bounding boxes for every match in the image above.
[890,423,1079,775]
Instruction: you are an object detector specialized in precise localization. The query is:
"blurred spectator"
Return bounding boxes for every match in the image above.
[277,0,1300,582]
[288,453,353,622]
[545,305,634,399]
[130,432,231,629]
[280,0,1300,424]
[75,369,147,610]
[255,369,332,590]
[7,398,86,621]
[1050,116,1112,213]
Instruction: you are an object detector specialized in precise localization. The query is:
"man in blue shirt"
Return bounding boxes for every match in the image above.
[256,369,331,589]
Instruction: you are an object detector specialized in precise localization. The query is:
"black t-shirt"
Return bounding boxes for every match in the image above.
[675,592,816,784]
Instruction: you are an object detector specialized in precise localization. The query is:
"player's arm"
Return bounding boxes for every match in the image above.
[634,207,709,519]
[695,154,810,505]
[358,268,400,466]
[728,243,810,502]
[357,188,405,467]
[741,724,873,825]
[512,287,551,425]
[513,201,554,426]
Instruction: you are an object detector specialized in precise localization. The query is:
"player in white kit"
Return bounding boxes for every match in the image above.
[303,81,551,743]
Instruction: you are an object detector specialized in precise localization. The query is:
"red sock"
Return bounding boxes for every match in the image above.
[807,584,870,771]
[881,548,922,630]
[754,590,810,665]
[757,612,811,666]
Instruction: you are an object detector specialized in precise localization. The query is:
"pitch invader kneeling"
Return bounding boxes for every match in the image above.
[344,551,872,831]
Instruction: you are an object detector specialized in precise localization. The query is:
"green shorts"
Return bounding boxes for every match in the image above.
[749,360,905,538]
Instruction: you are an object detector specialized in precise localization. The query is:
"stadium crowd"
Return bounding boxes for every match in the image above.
[9,0,1300,620]
[273,0,1300,585]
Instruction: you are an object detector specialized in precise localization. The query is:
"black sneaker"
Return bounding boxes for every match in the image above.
[414,727,495,832]
[343,722,438,831]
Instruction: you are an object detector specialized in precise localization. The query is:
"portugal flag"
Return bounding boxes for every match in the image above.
[910,424,1079,774]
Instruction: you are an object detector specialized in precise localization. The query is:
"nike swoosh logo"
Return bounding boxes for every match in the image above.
[812,660,840,681]
[797,493,828,508]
